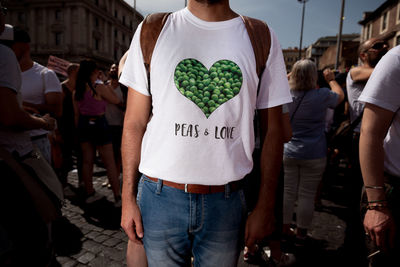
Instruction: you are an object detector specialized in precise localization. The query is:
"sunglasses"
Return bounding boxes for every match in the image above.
[0,7,7,16]
[368,42,387,51]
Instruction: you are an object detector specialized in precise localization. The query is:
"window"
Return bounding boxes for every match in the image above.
[114,29,118,38]
[95,17,99,27]
[396,34,400,46]
[95,38,100,50]
[381,11,388,32]
[55,32,62,46]
[123,16,125,25]
[122,33,125,42]
[130,20,133,30]
[18,12,26,23]
[114,10,117,18]
[365,24,372,40]
[55,10,62,20]
[95,0,99,6]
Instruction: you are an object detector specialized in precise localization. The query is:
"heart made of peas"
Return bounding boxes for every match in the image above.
[174,58,242,118]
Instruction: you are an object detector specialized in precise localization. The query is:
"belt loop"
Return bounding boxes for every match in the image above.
[224,183,231,199]
[156,179,163,195]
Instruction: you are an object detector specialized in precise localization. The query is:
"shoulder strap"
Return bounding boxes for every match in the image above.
[240,16,271,80]
[140,12,172,91]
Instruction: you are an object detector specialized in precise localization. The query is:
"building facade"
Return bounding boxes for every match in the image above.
[306,34,359,70]
[282,47,305,73]
[359,0,400,48]
[5,0,143,70]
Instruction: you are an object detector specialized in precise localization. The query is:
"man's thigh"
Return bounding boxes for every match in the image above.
[137,176,247,267]
[192,188,247,267]
[138,176,192,267]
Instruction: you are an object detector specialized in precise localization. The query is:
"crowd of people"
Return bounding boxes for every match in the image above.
[1,0,399,267]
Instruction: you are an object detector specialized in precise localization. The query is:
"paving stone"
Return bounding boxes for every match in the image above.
[88,256,110,266]
[113,231,126,240]
[109,249,125,261]
[115,241,127,251]
[102,230,115,236]
[71,250,87,260]
[103,237,120,247]
[62,260,78,267]
[87,231,102,240]
[93,234,109,243]
[77,252,96,264]
[56,256,72,264]
[82,240,104,254]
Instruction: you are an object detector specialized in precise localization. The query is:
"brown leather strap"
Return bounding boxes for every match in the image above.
[140,12,172,90]
[241,16,271,81]
[146,176,243,194]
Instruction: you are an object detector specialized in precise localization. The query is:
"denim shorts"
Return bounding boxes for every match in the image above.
[78,115,112,146]
[137,175,247,267]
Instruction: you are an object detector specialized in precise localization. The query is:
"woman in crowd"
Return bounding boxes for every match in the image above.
[282,59,344,245]
[73,59,121,206]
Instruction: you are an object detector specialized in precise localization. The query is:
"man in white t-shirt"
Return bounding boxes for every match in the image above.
[359,45,400,266]
[120,0,291,265]
[12,28,62,163]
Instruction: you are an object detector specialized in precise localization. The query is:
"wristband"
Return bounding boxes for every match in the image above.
[365,185,385,190]
[367,199,387,203]
[366,203,388,210]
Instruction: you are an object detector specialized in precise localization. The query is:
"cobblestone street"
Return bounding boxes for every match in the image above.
[56,165,349,267]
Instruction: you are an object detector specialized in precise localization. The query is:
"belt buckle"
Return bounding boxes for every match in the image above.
[185,184,188,193]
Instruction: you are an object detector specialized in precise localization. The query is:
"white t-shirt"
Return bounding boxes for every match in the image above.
[21,62,62,137]
[359,45,400,177]
[346,71,366,133]
[105,85,124,126]
[0,44,32,156]
[120,8,292,185]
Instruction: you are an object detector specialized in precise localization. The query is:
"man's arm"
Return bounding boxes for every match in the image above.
[245,105,284,250]
[359,103,396,250]
[0,87,56,131]
[121,88,152,244]
[350,66,374,83]
[23,91,63,117]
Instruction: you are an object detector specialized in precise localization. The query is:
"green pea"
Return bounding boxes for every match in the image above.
[204,74,209,79]
[203,79,211,86]
[233,87,240,94]
[202,107,209,113]
[208,100,216,107]
[218,98,225,104]
[213,77,219,83]
[198,102,205,108]
[202,97,210,103]
[198,83,204,90]
[204,91,210,98]
[213,89,221,95]
[182,80,189,87]
[209,107,217,113]
[210,67,217,72]
[211,94,218,101]
[189,79,196,86]
[185,91,193,98]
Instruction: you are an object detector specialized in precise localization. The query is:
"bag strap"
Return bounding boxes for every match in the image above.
[290,91,307,122]
[240,16,271,82]
[140,12,172,92]
[0,148,60,223]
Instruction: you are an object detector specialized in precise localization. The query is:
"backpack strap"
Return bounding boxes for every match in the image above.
[140,12,172,91]
[240,16,271,81]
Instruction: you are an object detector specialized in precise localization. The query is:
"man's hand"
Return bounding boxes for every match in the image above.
[244,206,275,253]
[364,209,396,251]
[121,198,144,244]
[41,114,56,131]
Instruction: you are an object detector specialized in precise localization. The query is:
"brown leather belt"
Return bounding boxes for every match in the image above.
[146,176,243,194]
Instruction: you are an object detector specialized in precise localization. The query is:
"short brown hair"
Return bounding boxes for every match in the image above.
[289,59,317,91]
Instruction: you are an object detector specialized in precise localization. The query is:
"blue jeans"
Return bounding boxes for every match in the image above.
[137,175,247,267]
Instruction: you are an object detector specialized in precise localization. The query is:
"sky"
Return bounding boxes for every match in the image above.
[125,0,386,49]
